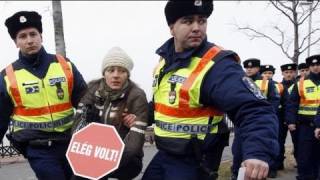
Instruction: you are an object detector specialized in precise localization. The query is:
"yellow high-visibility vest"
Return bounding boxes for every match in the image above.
[153,46,227,141]
[4,55,74,132]
[297,77,320,116]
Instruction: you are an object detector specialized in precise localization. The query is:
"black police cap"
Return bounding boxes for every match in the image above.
[243,58,260,68]
[280,63,297,72]
[5,11,42,39]
[165,0,213,25]
[260,65,275,74]
[298,63,309,70]
[306,54,320,66]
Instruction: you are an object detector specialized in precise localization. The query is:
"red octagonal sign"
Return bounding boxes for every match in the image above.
[66,122,124,180]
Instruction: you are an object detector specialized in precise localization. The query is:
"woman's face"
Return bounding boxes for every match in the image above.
[104,66,129,90]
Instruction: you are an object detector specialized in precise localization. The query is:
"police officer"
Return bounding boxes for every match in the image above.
[142,1,279,180]
[280,63,299,167]
[286,55,320,179]
[0,11,87,180]
[231,60,280,178]
[297,62,310,80]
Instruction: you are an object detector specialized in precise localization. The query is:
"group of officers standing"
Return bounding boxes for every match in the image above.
[231,57,320,179]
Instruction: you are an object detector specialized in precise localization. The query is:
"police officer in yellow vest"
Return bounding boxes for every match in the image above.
[286,55,320,179]
[142,1,279,180]
[279,63,299,169]
[0,11,87,180]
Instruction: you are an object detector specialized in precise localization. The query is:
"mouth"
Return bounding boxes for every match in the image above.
[189,36,202,42]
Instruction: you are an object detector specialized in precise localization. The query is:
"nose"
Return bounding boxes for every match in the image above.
[111,70,121,78]
[26,35,33,44]
[191,22,200,32]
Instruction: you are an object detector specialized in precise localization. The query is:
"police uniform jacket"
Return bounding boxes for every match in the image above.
[155,37,279,164]
[0,47,87,142]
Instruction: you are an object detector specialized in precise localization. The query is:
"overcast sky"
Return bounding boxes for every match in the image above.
[0,1,319,99]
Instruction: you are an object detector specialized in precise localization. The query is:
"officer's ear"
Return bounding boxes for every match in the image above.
[169,24,175,37]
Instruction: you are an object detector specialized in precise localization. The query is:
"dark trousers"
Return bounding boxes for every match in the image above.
[231,129,242,176]
[71,157,142,180]
[142,150,199,180]
[25,142,72,180]
[296,124,320,180]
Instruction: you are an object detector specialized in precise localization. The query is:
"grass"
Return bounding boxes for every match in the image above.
[217,145,296,180]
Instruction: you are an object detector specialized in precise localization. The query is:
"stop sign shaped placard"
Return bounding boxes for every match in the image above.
[66,122,124,180]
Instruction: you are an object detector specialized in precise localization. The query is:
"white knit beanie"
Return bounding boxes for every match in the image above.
[101,47,134,75]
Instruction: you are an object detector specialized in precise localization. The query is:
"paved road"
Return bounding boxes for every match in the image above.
[0,134,296,180]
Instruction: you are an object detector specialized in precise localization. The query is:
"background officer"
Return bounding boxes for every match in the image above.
[297,62,310,79]
[142,1,279,180]
[280,63,299,167]
[286,55,320,179]
[0,11,87,180]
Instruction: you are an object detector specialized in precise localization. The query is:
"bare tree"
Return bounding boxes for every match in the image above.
[52,0,66,57]
[234,1,320,64]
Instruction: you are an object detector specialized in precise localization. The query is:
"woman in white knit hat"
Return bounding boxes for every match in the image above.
[71,47,148,180]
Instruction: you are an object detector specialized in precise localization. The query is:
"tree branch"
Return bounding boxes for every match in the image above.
[298,1,320,25]
[299,28,320,49]
[300,36,320,54]
[236,25,292,59]
[270,0,295,23]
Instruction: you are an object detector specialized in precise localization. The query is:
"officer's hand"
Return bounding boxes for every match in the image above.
[315,128,320,140]
[288,124,296,131]
[122,113,136,128]
[241,159,269,180]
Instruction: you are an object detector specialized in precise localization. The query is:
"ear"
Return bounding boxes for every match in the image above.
[14,39,19,48]
[169,24,174,36]
[40,34,43,43]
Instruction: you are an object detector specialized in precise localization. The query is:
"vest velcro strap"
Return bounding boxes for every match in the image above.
[14,102,73,116]
[155,103,223,118]
[12,114,73,129]
[298,106,318,112]
[56,54,73,97]
[155,120,218,134]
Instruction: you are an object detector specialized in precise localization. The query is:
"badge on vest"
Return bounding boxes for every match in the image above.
[306,87,315,93]
[25,86,39,94]
[242,77,266,100]
[169,82,177,104]
[168,75,186,84]
[49,77,66,86]
[152,75,159,87]
[55,82,64,100]
[168,91,176,104]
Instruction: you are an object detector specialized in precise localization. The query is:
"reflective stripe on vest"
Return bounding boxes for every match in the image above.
[255,78,268,97]
[153,46,227,140]
[155,120,219,134]
[5,55,74,132]
[276,83,284,96]
[298,77,320,115]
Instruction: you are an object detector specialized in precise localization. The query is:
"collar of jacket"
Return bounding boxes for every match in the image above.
[156,37,212,73]
[281,79,295,87]
[249,73,262,81]
[18,46,46,67]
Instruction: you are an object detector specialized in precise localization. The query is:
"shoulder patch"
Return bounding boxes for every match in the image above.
[242,76,266,100]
